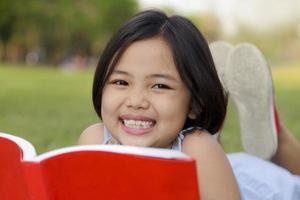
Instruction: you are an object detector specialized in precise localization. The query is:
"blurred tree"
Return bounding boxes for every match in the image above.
[0,0,138,65]
[0,0,18,60]
[188,12,221,42]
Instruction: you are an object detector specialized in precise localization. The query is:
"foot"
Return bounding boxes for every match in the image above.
[209,41,233,139]
[209,41,234,93]
[225,43,279,160]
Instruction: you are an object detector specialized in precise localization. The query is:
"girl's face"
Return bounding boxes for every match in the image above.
[101,37,193,148]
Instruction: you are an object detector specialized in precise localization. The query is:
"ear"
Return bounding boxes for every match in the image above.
[188,110,197,119]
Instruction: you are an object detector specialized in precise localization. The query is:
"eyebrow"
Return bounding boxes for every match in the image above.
[146,73,178,82]
[112,69,179,82]
[112,70,130,76]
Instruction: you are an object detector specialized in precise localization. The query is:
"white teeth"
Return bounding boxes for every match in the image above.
[123,119,153,129]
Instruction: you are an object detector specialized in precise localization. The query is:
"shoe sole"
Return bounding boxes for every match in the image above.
[209,41,233,138]
[225,43,278,159]
[209,41,234,91]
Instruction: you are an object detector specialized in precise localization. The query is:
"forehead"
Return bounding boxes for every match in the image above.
[114,37,177,74]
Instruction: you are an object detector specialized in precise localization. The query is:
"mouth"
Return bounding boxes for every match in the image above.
[119,115,156,135]
[122,119,154,128]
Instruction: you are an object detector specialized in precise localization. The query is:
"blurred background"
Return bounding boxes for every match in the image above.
[1,0,299,153]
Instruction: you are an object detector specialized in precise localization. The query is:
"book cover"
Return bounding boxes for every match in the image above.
[0,132,200,200]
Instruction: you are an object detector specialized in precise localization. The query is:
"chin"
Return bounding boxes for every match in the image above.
[120,139,152,148]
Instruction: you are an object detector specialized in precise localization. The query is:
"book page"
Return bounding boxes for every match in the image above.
[0,132,37,160]
[30,144,192,162]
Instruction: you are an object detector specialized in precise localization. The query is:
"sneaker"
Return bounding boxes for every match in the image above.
[209,41,233,138]
[225,43,279,160]
[209,41,234,93]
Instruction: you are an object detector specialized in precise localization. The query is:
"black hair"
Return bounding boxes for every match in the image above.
[92,10,227,134]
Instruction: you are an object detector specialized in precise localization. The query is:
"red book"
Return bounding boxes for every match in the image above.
[0,132,200,200]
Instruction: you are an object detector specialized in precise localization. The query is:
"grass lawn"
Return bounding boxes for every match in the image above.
[0,64,98,153]
[1,63,300,154]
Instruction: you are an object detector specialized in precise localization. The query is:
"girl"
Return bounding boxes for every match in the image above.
[79,9,240,200]
[79,10,300,199]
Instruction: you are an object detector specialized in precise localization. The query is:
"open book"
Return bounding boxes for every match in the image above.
[0,132,199,200]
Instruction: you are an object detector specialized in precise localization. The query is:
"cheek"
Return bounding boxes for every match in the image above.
[101,87,127,117]
[101,87,118,116]
[154,94,190,122]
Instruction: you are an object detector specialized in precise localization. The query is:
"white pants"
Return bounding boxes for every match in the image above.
[227,153,300,200]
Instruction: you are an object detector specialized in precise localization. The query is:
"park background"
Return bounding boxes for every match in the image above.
[1,0,299,154]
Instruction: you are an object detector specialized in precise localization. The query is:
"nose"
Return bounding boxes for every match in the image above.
[125,86,150,110]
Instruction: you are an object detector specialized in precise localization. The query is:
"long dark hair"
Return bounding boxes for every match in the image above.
[92,10,227,134]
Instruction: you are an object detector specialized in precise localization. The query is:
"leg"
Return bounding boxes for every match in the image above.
[271,125,300,175]
[224,43,300,173]
[210,42,300,174]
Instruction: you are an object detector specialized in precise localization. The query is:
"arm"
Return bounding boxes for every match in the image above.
[182,130,240,200]
[78,123,104,145]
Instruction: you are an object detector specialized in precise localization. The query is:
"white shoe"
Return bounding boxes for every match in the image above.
[225,43,279,160]
[209,41,233,138]
[209,41,234,93]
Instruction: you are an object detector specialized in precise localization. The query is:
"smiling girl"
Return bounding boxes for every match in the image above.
[78,9,300,200]
[79,10,240,200]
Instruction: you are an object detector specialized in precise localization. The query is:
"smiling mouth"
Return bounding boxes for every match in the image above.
[122,119,154,129]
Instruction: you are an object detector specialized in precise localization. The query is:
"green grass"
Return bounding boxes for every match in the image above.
[0,64,98,153]
[0,63,300,154]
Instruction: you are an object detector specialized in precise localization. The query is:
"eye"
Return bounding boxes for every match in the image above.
[152,84,171,89]
[110,80,128,86]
